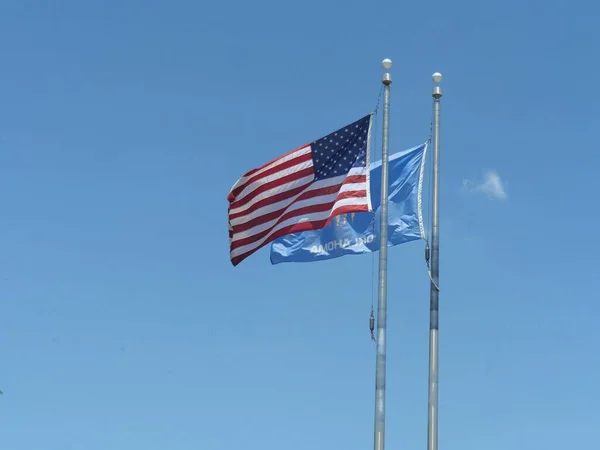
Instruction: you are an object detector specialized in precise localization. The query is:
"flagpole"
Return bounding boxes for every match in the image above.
[427,72,443,450]
[374,58,392,450]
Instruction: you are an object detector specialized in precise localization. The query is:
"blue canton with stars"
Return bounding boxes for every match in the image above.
[310,115,371,180]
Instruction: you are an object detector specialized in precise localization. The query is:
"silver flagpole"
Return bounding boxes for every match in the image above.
[374,58,392,450]
[427,72,443,450]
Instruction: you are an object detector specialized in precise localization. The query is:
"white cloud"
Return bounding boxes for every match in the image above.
[462,170,507,200]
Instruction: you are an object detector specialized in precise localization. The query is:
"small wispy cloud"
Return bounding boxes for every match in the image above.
[462,170,507,200]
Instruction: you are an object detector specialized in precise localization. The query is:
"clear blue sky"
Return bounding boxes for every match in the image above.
[1,1,599,449]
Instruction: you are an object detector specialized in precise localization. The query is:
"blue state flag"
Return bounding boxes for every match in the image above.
[269,142,428,264]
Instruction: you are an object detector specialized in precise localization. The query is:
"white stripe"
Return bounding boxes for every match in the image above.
[230,195,368,258]
[347,166,367,177]
[339,182,367,193]
[330,196,369,212]
[417,141,429,241]
[228,146,311,194]
[233,158,314,203]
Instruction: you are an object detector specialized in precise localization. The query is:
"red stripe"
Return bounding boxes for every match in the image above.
[329,203,369,220]
[229,174,366,222]
[230,182,352,227]
[231,203,336,249]
[232,188,367,233]
[230,189,367,248]
[229,183,310,222]
[230,220,329,266]
[335,189,367,200]
[227,144,311,200]
[229,166,315,211]
[228,151,313,202]
[341,174,366,185]
[295,183,346,202]
[229,202,369,266]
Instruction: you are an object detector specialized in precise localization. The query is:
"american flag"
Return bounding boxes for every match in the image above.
[228,114,373,266]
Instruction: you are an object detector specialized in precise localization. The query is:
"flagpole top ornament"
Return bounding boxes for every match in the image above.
[432,72,443,99]
[382,59,392,85]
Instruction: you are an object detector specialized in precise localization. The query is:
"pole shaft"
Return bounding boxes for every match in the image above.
[374,73,391,450]
[427,90,441,450]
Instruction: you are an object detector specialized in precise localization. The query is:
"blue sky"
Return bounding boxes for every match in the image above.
[1,1,599,449]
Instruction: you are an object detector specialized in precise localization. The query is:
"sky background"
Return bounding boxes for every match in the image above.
[1,1,599,449]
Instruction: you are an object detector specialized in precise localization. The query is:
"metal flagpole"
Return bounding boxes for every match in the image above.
[427,72,443,450]
[374,58,392,450]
